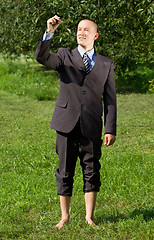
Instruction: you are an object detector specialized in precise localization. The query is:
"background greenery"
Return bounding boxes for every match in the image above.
[0,0,153,93]
[0,56,59,100]
[0,55,153,101]
[0,1,153,238]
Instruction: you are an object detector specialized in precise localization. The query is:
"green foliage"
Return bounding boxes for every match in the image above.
[0,0,153,92]
[0,92,154,239]
[149,79,154,93]
[117,66,154,93]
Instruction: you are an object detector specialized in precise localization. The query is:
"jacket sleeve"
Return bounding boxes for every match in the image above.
[103,61,117,136]
[35,39,64,71]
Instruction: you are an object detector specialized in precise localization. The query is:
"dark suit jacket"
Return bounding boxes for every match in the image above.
[36,39,117,139]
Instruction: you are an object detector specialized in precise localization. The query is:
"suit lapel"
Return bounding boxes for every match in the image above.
[72,48,85,70]
[71,48,101,77]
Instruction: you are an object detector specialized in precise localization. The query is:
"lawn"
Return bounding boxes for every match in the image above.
[0,56,153,239]
[0,90,153,240]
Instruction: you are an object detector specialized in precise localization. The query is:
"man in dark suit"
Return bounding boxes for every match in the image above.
[36,15,117,229]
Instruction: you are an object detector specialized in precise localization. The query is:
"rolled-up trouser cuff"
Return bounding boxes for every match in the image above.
[83,182,101,193]
[83,171,101,193]
[55,169,74,196]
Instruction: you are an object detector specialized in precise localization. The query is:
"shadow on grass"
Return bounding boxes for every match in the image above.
[96,207,154,224]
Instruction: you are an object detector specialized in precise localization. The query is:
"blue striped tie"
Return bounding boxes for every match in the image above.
[83,52,90,74]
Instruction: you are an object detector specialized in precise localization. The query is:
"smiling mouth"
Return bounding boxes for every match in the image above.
[79,37,86,40]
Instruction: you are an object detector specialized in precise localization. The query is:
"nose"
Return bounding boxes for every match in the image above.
[79,30,85,35]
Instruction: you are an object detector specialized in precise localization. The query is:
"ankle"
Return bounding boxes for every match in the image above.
[62,213,70,221]
[86,215,93,222]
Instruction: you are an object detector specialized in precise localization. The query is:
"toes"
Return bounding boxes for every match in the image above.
[86,219,99,228]
[56,219,69,229]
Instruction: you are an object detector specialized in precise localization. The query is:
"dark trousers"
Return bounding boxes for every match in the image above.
[55,120,102,196]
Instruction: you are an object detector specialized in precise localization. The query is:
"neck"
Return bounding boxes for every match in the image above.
[79,44,94,52]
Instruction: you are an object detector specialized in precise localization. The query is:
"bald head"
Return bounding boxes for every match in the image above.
[78,19,98,33]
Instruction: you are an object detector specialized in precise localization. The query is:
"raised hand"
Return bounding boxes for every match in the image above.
[47,15,61,33]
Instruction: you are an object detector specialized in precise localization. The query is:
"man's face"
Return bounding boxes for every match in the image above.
[77,20,98,51]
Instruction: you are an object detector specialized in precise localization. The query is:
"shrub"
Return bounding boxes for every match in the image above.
[149,79,154,93]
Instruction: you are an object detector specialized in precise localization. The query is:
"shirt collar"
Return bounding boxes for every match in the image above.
[78,45,95,61]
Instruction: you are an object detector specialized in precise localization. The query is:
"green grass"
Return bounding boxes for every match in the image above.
[0,57,153,239]
[0,55,153,100]
[0,55,59,100]
[0,91,153,240]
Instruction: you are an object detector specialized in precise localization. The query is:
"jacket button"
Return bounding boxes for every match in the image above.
[81,104,84,109]
[82,90,86,94]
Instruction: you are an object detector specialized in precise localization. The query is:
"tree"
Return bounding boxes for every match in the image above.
[0,0,153,92]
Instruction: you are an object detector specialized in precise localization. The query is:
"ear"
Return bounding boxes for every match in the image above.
[94,33,99,41]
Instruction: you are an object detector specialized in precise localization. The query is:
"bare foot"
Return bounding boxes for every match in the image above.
[86,219,99,228]
[56,218,69,229]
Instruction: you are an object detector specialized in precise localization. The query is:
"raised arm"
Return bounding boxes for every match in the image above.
[35,15,63,71]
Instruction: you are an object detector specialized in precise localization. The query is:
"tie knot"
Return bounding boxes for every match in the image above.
[83,52,88,59]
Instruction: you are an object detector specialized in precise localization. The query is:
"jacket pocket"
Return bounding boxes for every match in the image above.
[55,98,68,108]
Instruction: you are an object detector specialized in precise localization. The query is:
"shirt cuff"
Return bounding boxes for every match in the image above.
[42,31,54,42]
